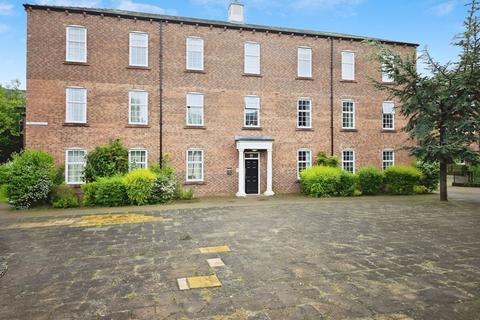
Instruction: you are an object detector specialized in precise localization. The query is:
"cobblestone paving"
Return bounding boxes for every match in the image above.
[0,195,479,319]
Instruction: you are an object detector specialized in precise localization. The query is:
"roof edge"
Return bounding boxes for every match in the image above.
[23,3,419,47]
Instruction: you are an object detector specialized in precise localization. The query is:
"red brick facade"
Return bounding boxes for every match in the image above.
[24,4,417,196]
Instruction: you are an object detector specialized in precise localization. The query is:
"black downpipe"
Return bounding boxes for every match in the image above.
[330,38,334,156]
[159,21,164,167]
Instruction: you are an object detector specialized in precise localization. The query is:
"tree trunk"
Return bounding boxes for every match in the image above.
[439,161,448,201]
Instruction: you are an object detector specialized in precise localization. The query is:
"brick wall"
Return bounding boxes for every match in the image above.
[25,7,416,196]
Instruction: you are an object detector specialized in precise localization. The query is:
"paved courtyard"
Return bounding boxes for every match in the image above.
[0,191,479,319]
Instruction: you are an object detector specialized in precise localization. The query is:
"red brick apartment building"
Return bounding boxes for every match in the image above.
[24,2,418,196]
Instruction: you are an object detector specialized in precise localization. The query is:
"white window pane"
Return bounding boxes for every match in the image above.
[66,149,86,184]
[129,91,148,124]
[382,102,394,114]
[187,150,203,181]
[187,38,204,70]
[66,88,86,123]
[245,43,260,56]
[245,43,260,74]
[66,27,86,62]
[298,99,311,128]
[245,96,260,109]
[187,93,204,107]
[129,150,147,170]
[342,51,354,63]
[298,48,312,77]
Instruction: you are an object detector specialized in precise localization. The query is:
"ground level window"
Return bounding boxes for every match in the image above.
[129,149,147,170]
[342,149,355,173]
[187,149,203,182]
[383,150,394,170]
[297,149,312,178]
[65,149,86,184]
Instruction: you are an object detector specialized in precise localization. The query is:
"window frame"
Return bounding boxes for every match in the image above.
[65,86,87,124]
[66,25,87,63]
[382,101,395,130]
[128,90,149,125]
[186,37,204,71]
[297,148,312,179]
[244,95,260,128]
[297,98,312,129]
[297,47,312,78]
[342,149,355,173]
[382,149,395,170]
[186,92,205,126]
[341,50,355,81]
[128,148,148,171]
[244,41,261,75]
[129,31,149,67]
[65,148,87,185]
[341,99,355,129]
[186,148,204,182]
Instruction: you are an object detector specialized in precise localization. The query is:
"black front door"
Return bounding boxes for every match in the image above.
[245,159,259,194]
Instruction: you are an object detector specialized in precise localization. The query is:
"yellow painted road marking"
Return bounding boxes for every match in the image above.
[199,245,231,253]
[3,213,170,229]
[187,275,222,289]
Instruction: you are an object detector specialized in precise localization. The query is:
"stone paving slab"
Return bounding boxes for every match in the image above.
[0,194,479,319]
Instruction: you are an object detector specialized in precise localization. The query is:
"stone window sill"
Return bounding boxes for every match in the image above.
[127,66,151,70]
[126,124,150,128]
[185,69,206,74]
[64,61,89,66]
[63,122,89,127]
[184,181,205,185]
[340,80,357,83]
[184,125,206,130]
[243,73,262,78]
[382,129,397,133]
[296,77,314,81]
[340,128,358,132]
[296,128,313,131]
[242,127,262,131]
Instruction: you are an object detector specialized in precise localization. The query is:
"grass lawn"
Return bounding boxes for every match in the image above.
[0,185,7,204]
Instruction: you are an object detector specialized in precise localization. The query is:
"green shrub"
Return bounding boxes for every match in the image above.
[51,185,79,208]
[0,163,11,185]
[174,185,194,200]
[124,169,155,205]
[84,139,128,182]
[81,182,98,207]
[6,150,56,209]
[384,166,423,195]
[0,184,7,204]
[416,161,439,192]
[358,166,384,195]
[316,152,339,167]
[53,165,65,186]
[150,172,176,204]
[94,176,127,207]
[300,166,356,197]
[414,185,428,194]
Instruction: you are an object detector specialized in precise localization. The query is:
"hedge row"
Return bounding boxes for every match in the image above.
[300,165,431,197]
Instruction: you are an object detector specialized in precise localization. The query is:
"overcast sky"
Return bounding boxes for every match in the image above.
[0,0,470,89]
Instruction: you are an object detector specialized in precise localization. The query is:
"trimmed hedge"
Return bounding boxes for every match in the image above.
[384,166,423,195]
[51,185,79,208]
[124,169,156,205]
[94,176,128,207]
[81,182,98,207]
[300,166,356,197]
[358,166,384,195]
[6,150,56,209]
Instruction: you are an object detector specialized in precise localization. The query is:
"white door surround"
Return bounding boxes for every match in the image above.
[235,136,274,197]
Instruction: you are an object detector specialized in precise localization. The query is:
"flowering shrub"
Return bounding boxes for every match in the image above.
[150,173,176,204]
[6,150,56,209]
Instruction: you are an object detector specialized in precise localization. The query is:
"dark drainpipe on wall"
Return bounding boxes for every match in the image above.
[330,37,334,156]
[159,20,164,167]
